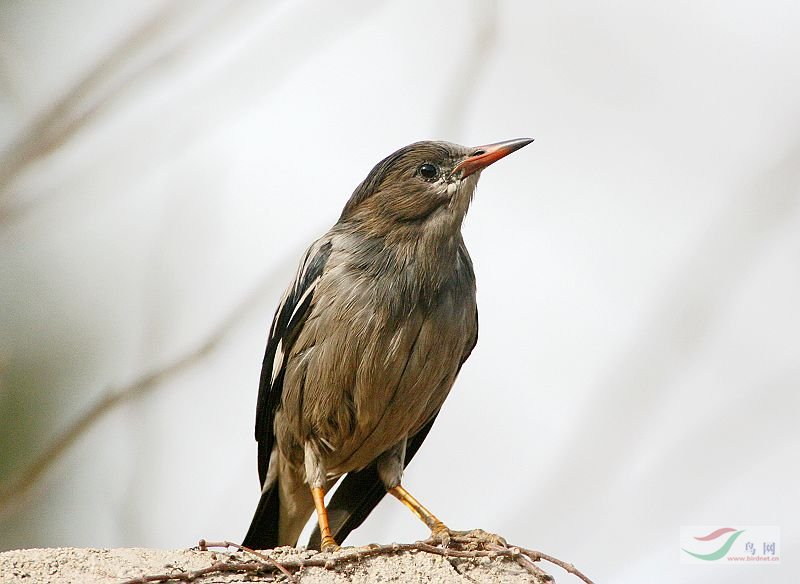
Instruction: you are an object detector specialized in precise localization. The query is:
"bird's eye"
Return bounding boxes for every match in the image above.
[418,163,439,181]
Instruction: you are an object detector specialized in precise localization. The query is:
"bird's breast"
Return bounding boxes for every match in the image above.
[276,242,476,475]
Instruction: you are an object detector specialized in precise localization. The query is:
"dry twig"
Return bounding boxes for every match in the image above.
[0,338,216,518]
[197,539,297,583]
[513,545,595,584]
[117,536,595,584]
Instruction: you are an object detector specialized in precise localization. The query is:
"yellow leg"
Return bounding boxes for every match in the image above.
[389,484,449,538]
[389,484,508,548]
[311,486,340,552]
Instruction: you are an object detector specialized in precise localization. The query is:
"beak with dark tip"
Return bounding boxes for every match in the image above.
[452,138,534,178]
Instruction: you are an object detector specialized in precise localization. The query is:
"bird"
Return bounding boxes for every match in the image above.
[242,137,533,552]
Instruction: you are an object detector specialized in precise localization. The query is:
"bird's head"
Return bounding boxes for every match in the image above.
[339,138,533,237]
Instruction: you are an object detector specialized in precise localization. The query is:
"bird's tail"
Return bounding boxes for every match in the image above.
[243,451,317,550]
[242,481,281,550]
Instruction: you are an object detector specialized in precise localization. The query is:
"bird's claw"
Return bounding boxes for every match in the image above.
[320,535,341,553]
[429,522,453,547]
[458,528,508,547]
[430,526,507,549]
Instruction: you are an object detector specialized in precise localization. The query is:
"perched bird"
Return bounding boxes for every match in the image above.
[243,138,533,552]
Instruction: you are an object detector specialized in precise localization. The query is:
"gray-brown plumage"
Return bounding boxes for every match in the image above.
[243,138,532,551]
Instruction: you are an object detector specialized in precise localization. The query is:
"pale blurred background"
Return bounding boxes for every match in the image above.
[1,1,799,582]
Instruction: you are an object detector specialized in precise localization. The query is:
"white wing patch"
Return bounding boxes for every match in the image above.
[270,291,290,338]
[268,242,326,386]
[270,276,320,385]
[288,275,321,325]
[271,338,284,384]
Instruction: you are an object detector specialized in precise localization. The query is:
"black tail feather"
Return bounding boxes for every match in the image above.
[242,483,280,550]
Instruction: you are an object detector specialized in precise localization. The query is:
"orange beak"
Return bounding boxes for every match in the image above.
[452,138,534,178]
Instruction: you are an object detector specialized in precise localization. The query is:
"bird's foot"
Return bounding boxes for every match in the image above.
[429,521,454,547]
[320,535,341,553]
[430,525,507,549]
[454,528,508,547]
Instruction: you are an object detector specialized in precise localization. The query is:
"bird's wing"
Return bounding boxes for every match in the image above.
[309,305,479,547]
[255,238,333,485]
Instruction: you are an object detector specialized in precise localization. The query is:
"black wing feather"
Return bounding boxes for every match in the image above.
[254,239,332,484]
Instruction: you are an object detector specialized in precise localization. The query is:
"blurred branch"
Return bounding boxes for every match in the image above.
[0,0,388,224]
[0,2,192,209]
[0,261,288,520]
